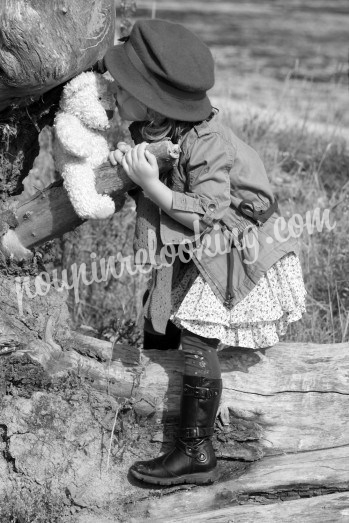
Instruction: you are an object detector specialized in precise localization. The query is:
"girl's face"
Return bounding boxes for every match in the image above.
[110,81,148,121]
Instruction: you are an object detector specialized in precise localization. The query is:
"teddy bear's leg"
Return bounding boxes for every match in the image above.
[62,164,115,220]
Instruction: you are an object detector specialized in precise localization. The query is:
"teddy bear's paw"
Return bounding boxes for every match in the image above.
[87,195,115,220]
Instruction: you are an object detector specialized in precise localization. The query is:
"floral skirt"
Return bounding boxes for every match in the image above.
[170,253,307,349]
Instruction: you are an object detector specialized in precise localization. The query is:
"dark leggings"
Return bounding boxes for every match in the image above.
[180,329,221,379]
[143,319,221,379]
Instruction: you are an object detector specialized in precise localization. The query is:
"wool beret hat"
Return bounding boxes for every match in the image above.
[104,19,215,121]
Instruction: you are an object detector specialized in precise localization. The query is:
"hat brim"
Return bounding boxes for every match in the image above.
[104,44,212,122]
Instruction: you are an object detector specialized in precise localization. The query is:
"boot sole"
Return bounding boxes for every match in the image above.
[131,468,216,486]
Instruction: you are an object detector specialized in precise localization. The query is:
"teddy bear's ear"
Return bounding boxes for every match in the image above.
[64,72,97,96]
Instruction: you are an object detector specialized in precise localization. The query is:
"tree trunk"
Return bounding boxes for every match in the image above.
[1,2,349,522]
[0,0,115,206]
[0,0,115,112]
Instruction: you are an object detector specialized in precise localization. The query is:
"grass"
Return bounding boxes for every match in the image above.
[23,78,349,346]
[218,103,349,344]
[20,2,349,346]
[40,97,348,345]
[137,0,349,83]
[50,196,146,347]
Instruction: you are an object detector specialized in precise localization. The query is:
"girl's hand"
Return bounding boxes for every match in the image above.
[121,142,159,189]
[109,141,131,166]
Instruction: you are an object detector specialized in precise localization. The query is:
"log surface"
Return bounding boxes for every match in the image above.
[1,275,349,521]
[15,330,349,457]
[133,445,349,520]
[0,0,115,202]
[2,140,179,253]
[57,337,349,455]
[0,0,115,110]
[148,492,349,523]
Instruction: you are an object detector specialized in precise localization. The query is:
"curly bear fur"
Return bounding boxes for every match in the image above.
[53,71,116,220]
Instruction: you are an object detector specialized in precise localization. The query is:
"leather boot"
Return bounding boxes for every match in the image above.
[130,375,222,486]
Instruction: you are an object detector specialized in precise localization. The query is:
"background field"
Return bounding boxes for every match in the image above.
[137,0,349,129]
[25,0,349,345]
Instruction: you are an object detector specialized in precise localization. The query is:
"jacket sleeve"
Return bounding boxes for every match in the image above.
[171,131,233,228]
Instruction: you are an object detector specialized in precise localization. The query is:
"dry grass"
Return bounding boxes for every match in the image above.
[217,101,349,344]
[21,73,349,346]
[51,197,146,346]
[20,0,349,345]
[40,96,349,345]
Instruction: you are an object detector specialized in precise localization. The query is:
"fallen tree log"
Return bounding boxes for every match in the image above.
[148,492,349,523]
[1,296,349,521]
[4,140,179,254]
[7,323,349,458]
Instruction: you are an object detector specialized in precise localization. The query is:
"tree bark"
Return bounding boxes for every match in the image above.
[147,488,349,523]
[0,0,115,203]
[1,322,349,520]
[8,331,349,456]
[0,0,115,111]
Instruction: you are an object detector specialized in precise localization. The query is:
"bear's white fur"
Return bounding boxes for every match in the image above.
[53,71,116,220]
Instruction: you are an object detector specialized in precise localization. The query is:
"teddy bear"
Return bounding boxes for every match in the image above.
[53,71,116,220]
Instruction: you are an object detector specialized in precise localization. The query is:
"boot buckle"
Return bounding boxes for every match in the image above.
[179,427,214,439]
[183,384,220,399]
[196,451,208,464]
[181,428,200,439]
[177,439,209,463]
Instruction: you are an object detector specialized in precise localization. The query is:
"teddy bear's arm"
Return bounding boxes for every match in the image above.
[54,113,94,158]
[62,162,115,219]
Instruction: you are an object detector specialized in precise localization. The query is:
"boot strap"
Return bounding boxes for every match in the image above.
[178,427,214,438]
[183,384,220,399]
[176,438,210,463]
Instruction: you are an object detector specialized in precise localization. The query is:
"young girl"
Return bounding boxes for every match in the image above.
[104,19,306,486]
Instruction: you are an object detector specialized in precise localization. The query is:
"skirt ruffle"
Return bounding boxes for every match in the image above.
[170,253,306,349]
